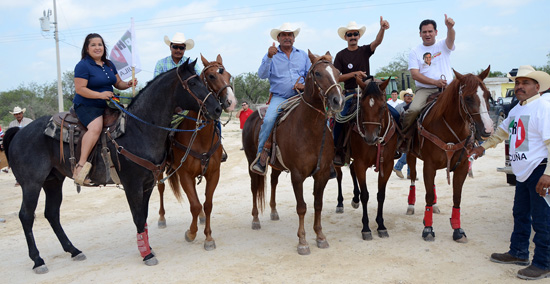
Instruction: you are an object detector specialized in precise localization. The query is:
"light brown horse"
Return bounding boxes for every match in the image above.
[242,51,344,255]
[334,78,398,240]
[406,66,493,242]
[156,54,236,250]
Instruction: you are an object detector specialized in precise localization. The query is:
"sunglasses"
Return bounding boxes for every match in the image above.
[346,32,360,37]
[242,104,247,106]
[171,45,186,51]
[405,94,413,97]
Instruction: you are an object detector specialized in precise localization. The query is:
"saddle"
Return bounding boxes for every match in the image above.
[44,107,127,186]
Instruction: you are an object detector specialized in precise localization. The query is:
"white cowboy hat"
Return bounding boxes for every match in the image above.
[399,88,414,99]
[270,23,300,41]
[9,106,25,115]
[164,32,194,51]
[508,65,550,92]
[337,21,366,41]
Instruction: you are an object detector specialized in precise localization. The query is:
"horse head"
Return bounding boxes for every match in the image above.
[357,78,391,145]
[176,58,222,120]
[453,66,494,141]
[200,54,237,112]
[306,50,344,115]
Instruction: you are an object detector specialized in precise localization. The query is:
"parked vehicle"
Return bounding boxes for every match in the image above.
[488,96,506,130]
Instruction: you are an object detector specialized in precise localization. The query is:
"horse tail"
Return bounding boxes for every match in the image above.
[3,127,20,162]
[255,175,266,213]
[167,170,184,202]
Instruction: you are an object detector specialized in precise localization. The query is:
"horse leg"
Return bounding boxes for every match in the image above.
[178,173,202,243]
[250,170,265,230]
[406,155,417,215]
[432,185,440,214]
[349,162,360,209]
[270,169,282,220]
[335,166,344,213]
[312,175,329,250]
[451,162,469,243]
[354,163,373,240]
[157,173,167,229]
[20,182,49,273]
[43,177,86,261]
[291,174,310,255]
[422,163,437,242]
[202,170,219,251]
[376,162,392,239]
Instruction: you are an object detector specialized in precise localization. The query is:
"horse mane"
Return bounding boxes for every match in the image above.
[363,80,384,99]
[126,68,177,108]
[317,54,332,63]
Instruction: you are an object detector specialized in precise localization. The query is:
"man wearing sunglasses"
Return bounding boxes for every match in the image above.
[332,18,390,166]
[154,32,201,77]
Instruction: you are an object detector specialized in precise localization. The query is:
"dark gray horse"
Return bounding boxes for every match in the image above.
[3,59,221,274]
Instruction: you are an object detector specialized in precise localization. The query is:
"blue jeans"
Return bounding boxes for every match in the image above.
[509,162,550,269]
[394,153,410,175]
[257,95,287,155]
[333,91,355,144]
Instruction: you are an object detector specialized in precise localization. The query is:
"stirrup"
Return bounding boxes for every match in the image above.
[74,162,92,186]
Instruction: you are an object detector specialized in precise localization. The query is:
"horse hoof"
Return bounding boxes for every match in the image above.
[270,212,279,221]
[433,204,441,214]
[422,227,435,242]
[185,230,196,242]
[144,256,158,266]
[378,230,389,238]
[362,232,373,241]
[204,240,216,251]
[252,221,261,230]
[406,205,415,215]
[157,220,167,229]
[351,200,360,209]
[71,252,87,261]
[335,206,344,214]
[297,244,311,255]
[316,239,329,249]
[33,265,49,274]
[199,216,206,225]
[453,228,468,243]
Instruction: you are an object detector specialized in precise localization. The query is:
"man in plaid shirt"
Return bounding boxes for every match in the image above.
[154,32,200,77]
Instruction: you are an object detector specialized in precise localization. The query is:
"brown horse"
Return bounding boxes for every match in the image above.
[242,51,344,255]
[334,78,398,240]
[406,66,493,242]
[156,54,236,250]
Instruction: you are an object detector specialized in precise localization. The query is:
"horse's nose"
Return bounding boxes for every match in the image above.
[332,95,344,112]
[214,105,222,118]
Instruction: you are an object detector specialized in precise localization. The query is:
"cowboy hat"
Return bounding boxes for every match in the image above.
[164,32,194,51]
[270,23,300,41]
[399,88,414,100]
[508,65,550,92]
[338,21,366,40]
[9,106,25,115]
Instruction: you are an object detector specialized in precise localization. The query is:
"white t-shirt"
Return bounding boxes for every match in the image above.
[499,98,550,182]
[387,99,403,108]
[408,39,455,88]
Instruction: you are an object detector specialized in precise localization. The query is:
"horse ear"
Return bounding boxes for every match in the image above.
[453,68,464,81]
[380,78,391,92]
[188,58,197,72]
[478,65,491,80]
[216,54,223,64]
[308,49,318,64]
[200,54,209,67]
[324,51,333,62]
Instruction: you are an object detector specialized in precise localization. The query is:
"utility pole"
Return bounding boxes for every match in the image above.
[39,0,64,112]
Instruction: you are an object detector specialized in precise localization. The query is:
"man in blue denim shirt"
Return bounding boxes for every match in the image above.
[251,23,311,174]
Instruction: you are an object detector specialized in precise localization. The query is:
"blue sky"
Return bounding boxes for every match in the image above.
[1,0,549,93]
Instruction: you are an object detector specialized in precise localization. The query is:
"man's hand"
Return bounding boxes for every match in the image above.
[380,16,390,30]
[468,146,485,160]
[536,175,550,197]
[267,42,277,58]
[294,83,305,92]
[434,78,448,88]
[445,14,455,29]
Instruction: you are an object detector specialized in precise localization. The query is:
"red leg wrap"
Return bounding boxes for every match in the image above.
[137,232,152,258]
[433,185,437,204]
[145,223,149,237]
[423,206,433,227]
[408,185,416,205]
[450,207,461,229]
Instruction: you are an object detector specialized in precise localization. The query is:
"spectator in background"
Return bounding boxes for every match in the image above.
[236,101,254,150]
[387,90,403,108]
[393,89,414,179]
[8,107,33,129]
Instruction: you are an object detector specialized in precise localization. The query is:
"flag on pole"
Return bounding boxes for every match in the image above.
[109,20,141,80]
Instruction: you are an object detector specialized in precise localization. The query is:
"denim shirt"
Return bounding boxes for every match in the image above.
[258,46,311,99]
[154,55,201,77]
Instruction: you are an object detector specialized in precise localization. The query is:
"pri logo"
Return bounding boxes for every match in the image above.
[509,116,530,152]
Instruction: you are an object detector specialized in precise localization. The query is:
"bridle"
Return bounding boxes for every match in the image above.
[200,63,233,104]
[300,59,342,116]
[176,64,213,118]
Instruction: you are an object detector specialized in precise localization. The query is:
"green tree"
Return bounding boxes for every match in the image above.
[476,68,506,77]
[233,72,270,106]
[374,51,412,91]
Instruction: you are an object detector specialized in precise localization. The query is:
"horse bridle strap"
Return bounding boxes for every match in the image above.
[176,66,212,118]
[200,63,234,99]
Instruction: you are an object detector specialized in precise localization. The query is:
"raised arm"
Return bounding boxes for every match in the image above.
[444,14,455,50]
[370,16,390,52]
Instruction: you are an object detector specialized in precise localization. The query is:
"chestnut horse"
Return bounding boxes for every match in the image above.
[334,78,398,240]
[156,54,236,250]
[406,66,493,242]
[242,51,344,255]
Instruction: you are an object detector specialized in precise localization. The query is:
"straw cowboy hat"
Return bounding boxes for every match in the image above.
[9,106,25,115]
[508,65,550,92]
[338,21,366,40]
[399,88,414,100]
[164,32,194,51]
[270,23,300,41]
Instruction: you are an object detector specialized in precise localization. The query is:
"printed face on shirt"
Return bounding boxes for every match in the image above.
[171,44,186,62]
[277,32,295,49]
[419,23,437,46]
[514,77,540,101]
[87,38,105,61]
[423,52,432,66]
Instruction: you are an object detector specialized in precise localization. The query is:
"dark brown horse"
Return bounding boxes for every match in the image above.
[242,51,344,255]
[406,66,493,242]
[156,54,236,250]
[334,78,398,240]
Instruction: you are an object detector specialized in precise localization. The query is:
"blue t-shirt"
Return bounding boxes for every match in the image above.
[73,55,118,108]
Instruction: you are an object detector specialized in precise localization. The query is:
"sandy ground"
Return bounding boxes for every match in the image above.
[0,119,533,283]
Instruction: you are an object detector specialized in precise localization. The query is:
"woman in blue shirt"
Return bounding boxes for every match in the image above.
[73,33,137,185]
